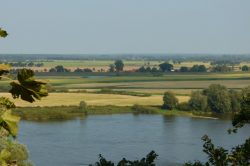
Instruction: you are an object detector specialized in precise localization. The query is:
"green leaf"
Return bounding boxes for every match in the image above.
[9,69,48,103]
[0,28,8,38]
[0,110,20,137]
[0,97,15,109]
[0,149,11,161]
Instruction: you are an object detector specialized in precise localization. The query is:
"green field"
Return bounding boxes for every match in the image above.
[40,72,250,95]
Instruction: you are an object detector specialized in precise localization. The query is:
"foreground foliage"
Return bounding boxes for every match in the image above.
[0,29,48,166]
[186,86,250,166]
[90,151,158,166]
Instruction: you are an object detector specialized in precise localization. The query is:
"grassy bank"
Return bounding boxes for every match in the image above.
[13,105,133,121]
[12,105,224,121]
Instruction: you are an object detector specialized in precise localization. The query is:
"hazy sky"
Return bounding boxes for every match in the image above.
[0,0,250,54]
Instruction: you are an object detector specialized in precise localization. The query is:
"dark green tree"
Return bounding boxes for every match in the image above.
[242,65,249,71]
[180,66,189,72]
[137,66,146,72]
[162,91,178,110]
[159,62,173,72]
[229,90,241,113]
[203,84,231,113]
[1,28,48,166]
[186,86,250,166]
[190,65,207,72]
[188,91,208,112]
[109,64,115,72]
[114,60,124,72]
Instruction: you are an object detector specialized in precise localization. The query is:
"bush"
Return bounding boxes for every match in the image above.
[177,102,191,111]
[188,91,208,112]
[79,101,88,114]
[242,65,249,71]
[132,104,158,114]
[203,84,231,113]
[162,91,178,110]
[0,138,33,166]
[91,151,158,166]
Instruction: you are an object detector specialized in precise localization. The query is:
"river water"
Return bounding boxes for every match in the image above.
[18,114,250,166]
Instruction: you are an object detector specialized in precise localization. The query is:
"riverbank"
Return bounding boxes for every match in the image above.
[13,105,225,121]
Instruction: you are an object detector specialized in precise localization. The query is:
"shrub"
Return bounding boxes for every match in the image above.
[0,138,33,166]
[203,84,231,113]
[188,91,208,112]
[132,104,158,114]
[177,102,191,111]
[79,101,88,114]
[162,91,178,110]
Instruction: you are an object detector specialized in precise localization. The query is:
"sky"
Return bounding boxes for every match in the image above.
[0,0,250,54]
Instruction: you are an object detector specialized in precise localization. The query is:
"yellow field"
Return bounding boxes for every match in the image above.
[1,93,189,107]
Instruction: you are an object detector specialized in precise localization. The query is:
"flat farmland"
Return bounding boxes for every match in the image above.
[1,72,249,107]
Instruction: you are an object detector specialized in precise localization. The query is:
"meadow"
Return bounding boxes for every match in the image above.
[0,92,189,107]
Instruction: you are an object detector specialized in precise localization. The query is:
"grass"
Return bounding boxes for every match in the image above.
[13,106,85,121]
[1,92,190,107]
[13,105,133,121]
[13,105,221,121]
[93,88,151,97]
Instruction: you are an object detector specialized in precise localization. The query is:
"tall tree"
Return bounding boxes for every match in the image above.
[114,60,124,72]
[188,91,208,112]
[159,62,173,72]
[109,64,115,72]
[203,84,231,113]
[162,91,178,110]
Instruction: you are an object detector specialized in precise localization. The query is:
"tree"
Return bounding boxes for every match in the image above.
[0,28,8,38]
[109,64,115,72]
[203,84,231,113]
[186,86,250,166]
[242,65,249,71]
[212,65,231,72]
[180,66,189,72]
[145,66,151,72]
[232,86,250,129]
[229,90,241,113]
[55,65,66,72]
[137,66,146,72]
[1,29,48,165]
[188,91,208,112]
[0,69,48,165]
[151,67,158,72]
[162,91,178,110]
[159,62,173,72]
[190,65,207,72]
[114,60,124,72]
[91,151,158,166]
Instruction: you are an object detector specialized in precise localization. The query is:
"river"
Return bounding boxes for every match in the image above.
[18,114,250,166]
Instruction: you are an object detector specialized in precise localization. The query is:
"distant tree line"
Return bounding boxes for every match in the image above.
[0,62,44,67]
[9,59,250,73]
[49,65,93,73]
[9,62,44,67]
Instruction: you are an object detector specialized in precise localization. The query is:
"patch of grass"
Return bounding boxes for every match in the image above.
[94,88,151,97]
[13,106,85,121]
[1,93,169,107]
[131,104,159,114]
[86,105,133,115]
[12,105,226,121]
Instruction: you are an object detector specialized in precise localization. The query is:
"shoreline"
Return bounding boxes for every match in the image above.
[13,105,227,121]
